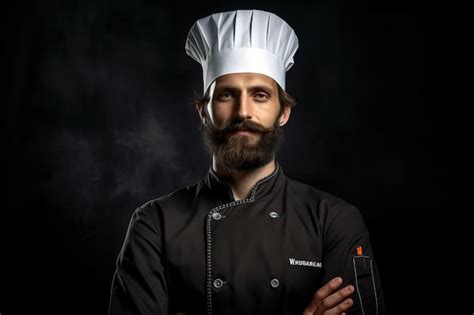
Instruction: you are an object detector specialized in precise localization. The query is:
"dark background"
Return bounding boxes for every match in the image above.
[4,0,434,314]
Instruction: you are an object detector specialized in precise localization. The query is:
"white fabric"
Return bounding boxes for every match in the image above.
[185,9,299,92]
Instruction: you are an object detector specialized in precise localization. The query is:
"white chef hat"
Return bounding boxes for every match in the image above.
[185,9,299,93]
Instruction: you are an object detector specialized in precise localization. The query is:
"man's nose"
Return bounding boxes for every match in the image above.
[235,95,253,119]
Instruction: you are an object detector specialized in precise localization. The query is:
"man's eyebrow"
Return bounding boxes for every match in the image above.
[248,85,274,93]
[215,84,275,93]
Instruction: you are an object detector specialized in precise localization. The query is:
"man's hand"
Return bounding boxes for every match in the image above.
[303,277,354,315]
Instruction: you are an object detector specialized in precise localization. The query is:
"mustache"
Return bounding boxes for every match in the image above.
[220,119,272,134]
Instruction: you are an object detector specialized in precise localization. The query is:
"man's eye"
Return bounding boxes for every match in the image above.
[254,93,269,101]
[218,92,233,100]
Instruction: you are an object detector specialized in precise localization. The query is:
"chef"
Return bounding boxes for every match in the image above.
[109,9,385,315]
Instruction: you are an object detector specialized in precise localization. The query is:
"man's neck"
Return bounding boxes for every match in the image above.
[212,157,276,201]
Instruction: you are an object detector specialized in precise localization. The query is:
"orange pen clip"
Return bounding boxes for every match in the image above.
[356,246,363,256]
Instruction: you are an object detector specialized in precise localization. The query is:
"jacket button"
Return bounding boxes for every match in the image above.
[213,278,224,289]
[212,212,222,220]
[269,211,279,219]
[270,278,280,288]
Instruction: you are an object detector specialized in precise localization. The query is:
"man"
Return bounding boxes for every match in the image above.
[109,9,385,315]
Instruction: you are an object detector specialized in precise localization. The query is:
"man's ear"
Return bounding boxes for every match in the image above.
[195,102,207,125]
[278,104,292,126]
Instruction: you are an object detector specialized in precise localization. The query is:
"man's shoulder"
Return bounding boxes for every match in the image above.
[286,176,365,228]
[138,180,203,211]
[286,177,352,208]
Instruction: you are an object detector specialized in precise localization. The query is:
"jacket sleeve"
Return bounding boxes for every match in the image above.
[321,204,385,315]
[109,203,169,315]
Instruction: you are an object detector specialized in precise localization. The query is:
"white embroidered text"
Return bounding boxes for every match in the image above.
[289,258,322,268]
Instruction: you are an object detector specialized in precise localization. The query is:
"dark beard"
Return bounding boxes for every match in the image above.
[200,117,284,172]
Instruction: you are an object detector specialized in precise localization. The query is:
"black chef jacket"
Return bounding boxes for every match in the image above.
[109,162,385,315]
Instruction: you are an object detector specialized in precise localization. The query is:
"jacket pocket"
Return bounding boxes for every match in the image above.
[352,255,380,315]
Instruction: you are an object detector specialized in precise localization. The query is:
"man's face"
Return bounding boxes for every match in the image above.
[198,73,291,171]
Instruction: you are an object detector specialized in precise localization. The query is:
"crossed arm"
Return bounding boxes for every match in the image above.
[169,276,354,315]
[111,205,383,315]
[302,277,354,315]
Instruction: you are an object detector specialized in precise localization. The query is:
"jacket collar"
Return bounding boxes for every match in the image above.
[204,161,286,202]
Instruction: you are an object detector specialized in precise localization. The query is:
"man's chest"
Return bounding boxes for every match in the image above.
[164,197,323,314]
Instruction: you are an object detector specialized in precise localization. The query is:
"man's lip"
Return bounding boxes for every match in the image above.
[227,129,255,135]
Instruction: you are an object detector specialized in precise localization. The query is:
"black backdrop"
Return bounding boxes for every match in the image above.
[4,1,432,314]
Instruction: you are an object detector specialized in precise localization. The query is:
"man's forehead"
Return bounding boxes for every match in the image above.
[214,73,277,90]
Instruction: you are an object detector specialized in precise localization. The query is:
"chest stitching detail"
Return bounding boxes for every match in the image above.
[205,165,279,315]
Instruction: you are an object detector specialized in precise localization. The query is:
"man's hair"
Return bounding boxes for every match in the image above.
[192,84,297,110]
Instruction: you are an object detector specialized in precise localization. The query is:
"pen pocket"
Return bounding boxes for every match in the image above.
[353,255,379,315]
